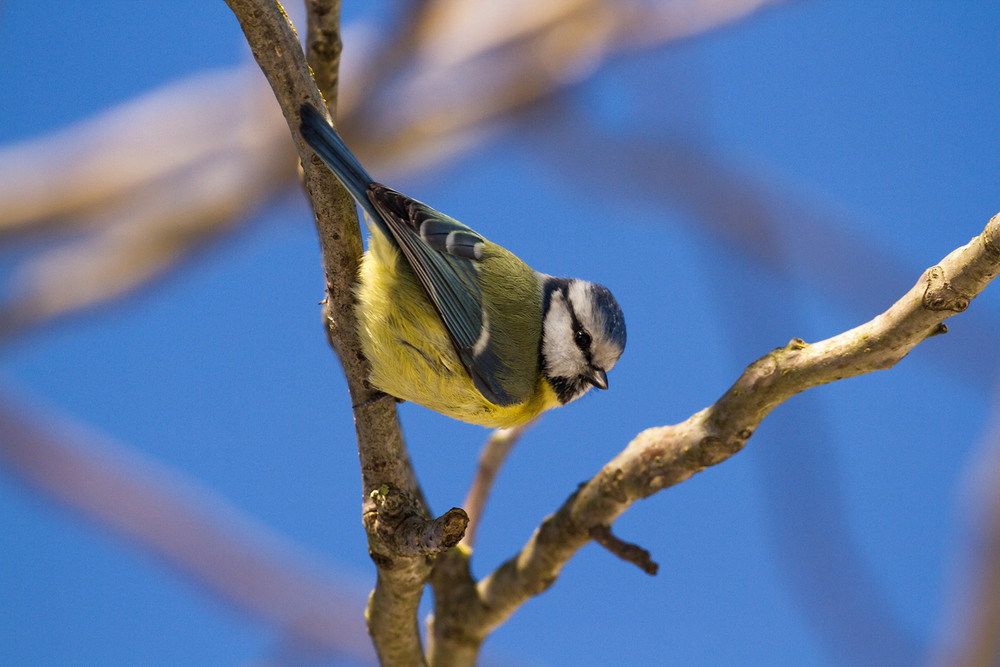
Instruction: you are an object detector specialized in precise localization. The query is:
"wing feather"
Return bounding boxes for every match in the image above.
[368,184,520,406]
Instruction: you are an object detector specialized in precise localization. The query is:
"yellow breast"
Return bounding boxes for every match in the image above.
[354,231,559,428]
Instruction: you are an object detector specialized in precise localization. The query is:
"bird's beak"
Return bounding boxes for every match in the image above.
[587,368,609,390]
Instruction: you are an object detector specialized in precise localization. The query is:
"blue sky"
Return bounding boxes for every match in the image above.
[2,1,999,664]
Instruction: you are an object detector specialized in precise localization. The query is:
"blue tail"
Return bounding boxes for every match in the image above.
[299,104,383,227]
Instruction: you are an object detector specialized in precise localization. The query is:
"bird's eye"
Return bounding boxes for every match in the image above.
[574,329,592,349]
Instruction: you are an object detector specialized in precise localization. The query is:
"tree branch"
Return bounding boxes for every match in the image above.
[223,1,435,663]
[461,214,1000,641]
[304,0,344,108]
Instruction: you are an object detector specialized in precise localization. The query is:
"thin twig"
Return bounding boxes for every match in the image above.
[460,422,532,549]
[589,525,658,575]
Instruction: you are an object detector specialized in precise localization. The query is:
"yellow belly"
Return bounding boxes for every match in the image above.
[354,232,559,428]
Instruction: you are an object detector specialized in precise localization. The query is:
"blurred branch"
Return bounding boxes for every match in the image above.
[410,0,788,73]
[428,419,533,664]
[934,391,1000,667]
[460,422,532,550]
[0,68,295,340]
[0,390,373,663]
[632,0,791,46]
[0,68,288,234]
[341,0,791,167]
[428,216,1000,655]
[0,0,791,340]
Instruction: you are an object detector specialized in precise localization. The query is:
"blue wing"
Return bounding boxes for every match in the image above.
[367,185,515,406]
[299,105,516,406]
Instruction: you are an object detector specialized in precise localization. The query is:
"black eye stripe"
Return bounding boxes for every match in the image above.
[560,284,595,362]
[561,287,582,333]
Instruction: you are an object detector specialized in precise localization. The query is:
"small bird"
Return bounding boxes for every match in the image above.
[299,104,626,428]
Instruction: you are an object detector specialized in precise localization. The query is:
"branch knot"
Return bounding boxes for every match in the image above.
[370,485,469,557]
[598,468,628,503]
[923,265,970,312]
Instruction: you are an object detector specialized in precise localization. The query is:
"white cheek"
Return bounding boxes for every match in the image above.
[542,296,584,378]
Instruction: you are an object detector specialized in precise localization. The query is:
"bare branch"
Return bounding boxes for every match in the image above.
[223,1,433,663]
[427,549,482,667]
[305,0,345,107]
[466,214,1000,639]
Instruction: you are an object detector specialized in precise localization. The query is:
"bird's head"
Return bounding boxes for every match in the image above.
[539,277,626,404]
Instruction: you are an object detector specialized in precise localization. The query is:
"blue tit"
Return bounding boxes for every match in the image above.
[299,104,626,428]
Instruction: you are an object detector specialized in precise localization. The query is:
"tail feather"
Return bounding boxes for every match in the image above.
[299,104,383,226]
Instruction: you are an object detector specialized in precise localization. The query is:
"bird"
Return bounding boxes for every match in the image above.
[299,103,626,428]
